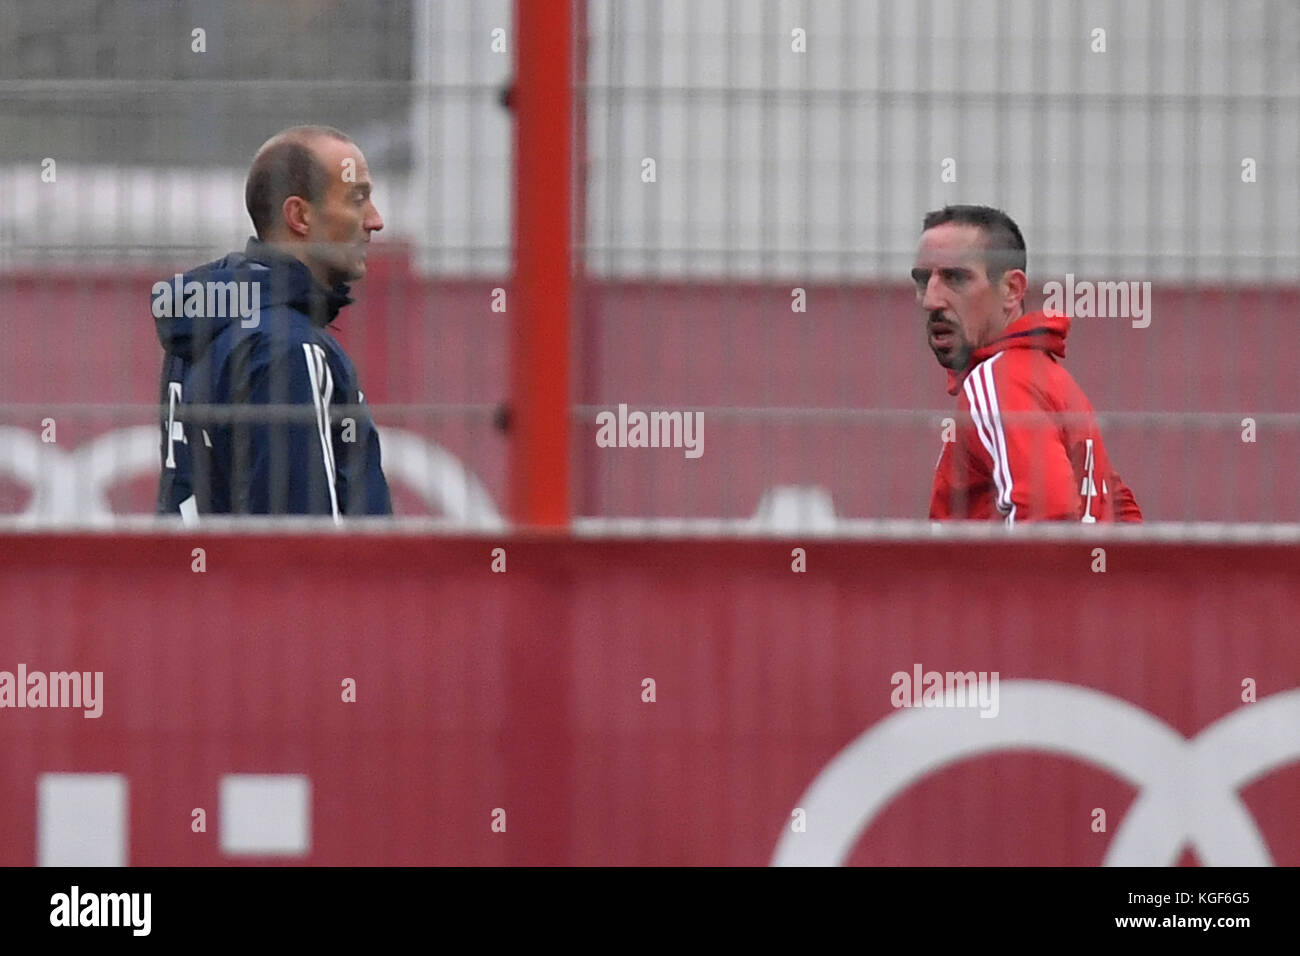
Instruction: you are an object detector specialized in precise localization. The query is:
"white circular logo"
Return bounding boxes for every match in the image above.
[772,680,1300,866]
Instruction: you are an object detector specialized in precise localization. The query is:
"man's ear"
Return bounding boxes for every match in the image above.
[1002,268,1028,312]
[281,196,312,239]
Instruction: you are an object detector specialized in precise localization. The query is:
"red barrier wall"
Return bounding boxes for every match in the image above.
[2,533,1298,866]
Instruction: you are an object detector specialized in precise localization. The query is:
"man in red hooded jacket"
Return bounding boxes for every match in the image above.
[913,205,1142,523]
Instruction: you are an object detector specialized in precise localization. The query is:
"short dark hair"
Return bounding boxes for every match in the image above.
[921,204,1027,279]
[244,125,353,239]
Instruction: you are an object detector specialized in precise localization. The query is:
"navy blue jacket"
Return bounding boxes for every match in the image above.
[154,238,392,517]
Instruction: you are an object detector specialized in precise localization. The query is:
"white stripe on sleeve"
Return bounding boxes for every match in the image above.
[964,354,1015,524]
[302,343,341,521]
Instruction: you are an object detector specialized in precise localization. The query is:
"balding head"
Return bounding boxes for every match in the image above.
[243,125,383,287]
[245,125,353,240]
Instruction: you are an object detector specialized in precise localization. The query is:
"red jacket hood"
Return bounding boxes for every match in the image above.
[944,310,1070,395]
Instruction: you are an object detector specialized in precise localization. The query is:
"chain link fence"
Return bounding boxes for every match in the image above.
[1,0,1297,526]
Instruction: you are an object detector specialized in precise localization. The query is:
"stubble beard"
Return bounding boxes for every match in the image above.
[932,336,973,371]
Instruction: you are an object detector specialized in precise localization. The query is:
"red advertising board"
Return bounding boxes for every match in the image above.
[2,532,1297,865]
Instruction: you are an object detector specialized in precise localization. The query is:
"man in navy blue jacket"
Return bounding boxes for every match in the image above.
[154,125,392,518]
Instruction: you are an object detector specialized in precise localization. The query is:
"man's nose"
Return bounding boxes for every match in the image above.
[920,274,947,313]
[365,202,384,233]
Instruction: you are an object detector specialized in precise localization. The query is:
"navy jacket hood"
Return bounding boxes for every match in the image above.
[154,237,353,361]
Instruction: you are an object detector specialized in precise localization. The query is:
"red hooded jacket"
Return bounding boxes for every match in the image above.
[930,310,1142,523]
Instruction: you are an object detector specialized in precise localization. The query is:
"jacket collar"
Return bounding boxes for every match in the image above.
[243,237,354,327]
[945,309,1070,395]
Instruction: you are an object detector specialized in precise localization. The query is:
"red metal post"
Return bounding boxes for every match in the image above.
[510,0,573,527]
